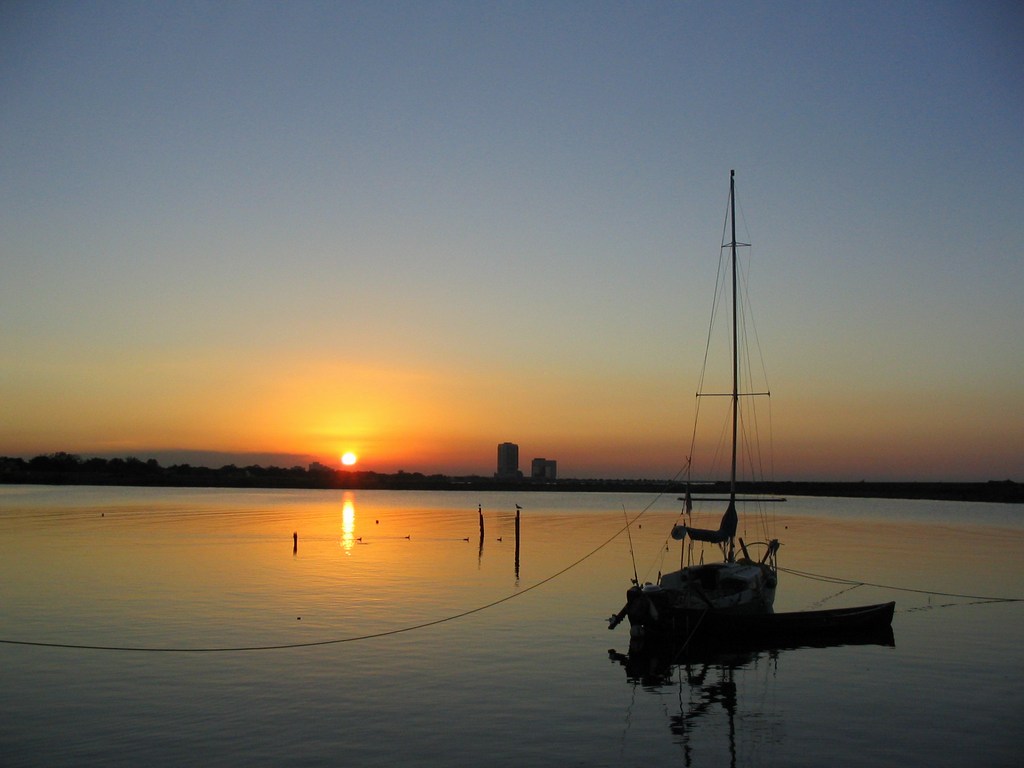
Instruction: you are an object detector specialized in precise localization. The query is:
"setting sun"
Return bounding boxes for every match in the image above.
[340,452,358,466]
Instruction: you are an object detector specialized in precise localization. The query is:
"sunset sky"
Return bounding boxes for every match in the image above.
[2,2,1021,481]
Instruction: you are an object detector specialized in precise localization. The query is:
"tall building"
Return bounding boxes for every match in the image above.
[531,458,557,481]
[496,442,520,479]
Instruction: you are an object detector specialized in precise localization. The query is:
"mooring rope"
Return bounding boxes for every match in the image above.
[5,513,1018,653]
[778,566,1024,603]
[0,513,640,654]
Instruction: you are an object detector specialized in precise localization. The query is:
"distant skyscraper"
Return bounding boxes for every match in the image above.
[496,442,520,478]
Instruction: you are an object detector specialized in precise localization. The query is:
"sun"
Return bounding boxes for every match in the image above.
[340,452,358,466]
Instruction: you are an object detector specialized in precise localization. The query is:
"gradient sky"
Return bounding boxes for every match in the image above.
[2,1,1021,481]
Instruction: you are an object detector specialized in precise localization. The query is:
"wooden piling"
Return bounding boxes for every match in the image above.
[478,504,484,565]
[514,507,520,579]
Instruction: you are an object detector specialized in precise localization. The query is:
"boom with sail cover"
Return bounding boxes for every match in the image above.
[671,503,738,543]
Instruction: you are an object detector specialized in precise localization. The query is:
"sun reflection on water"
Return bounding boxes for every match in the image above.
[341,493,355,552]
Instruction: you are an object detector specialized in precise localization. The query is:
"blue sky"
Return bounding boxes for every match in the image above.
[1,1,1021,480]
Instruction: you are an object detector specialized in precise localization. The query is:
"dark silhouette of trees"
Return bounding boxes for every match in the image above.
[0,453,1019,502]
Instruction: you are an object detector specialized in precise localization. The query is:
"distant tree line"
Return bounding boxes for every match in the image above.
[0,452,445,489]
[0,452,1019,501]
[0,452,622,491]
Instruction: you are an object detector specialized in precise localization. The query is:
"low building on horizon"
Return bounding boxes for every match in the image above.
[531,458,557,481]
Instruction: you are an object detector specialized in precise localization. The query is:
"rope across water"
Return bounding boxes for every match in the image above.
[2,498,1019,653]
[0,510,649,654]
[779,565,1024,603]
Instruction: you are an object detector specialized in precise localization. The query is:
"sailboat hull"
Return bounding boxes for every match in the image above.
[658,561,777,612]
[615,584,895,655]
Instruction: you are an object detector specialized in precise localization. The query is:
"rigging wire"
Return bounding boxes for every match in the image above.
[682,177,776,550]
[623,504,639,586]
[685,186,733,480]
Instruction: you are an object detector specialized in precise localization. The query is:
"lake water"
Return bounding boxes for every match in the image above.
[1,485,1022,767]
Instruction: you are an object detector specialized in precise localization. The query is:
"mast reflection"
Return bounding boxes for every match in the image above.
[610,629,894,767]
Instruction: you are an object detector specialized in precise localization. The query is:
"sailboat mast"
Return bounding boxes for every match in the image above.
[729,170,738,503]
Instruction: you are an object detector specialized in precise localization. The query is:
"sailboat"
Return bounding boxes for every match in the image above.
[609,172,894,655]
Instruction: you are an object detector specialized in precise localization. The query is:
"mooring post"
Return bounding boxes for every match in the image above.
[514,506,521,579]
[478,504,485,565]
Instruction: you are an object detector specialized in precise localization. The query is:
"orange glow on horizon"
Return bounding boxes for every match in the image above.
[10,350,1014,482]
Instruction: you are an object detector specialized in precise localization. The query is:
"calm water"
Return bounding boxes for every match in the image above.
[1,486,1022,767]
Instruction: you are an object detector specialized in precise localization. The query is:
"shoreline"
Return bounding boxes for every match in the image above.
[1,457,1020,504]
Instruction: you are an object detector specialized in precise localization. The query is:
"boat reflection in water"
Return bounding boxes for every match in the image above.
[609,627,895,767]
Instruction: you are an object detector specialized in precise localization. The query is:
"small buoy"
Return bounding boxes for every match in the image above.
[297,617,301,620]
[376,520,379,524]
